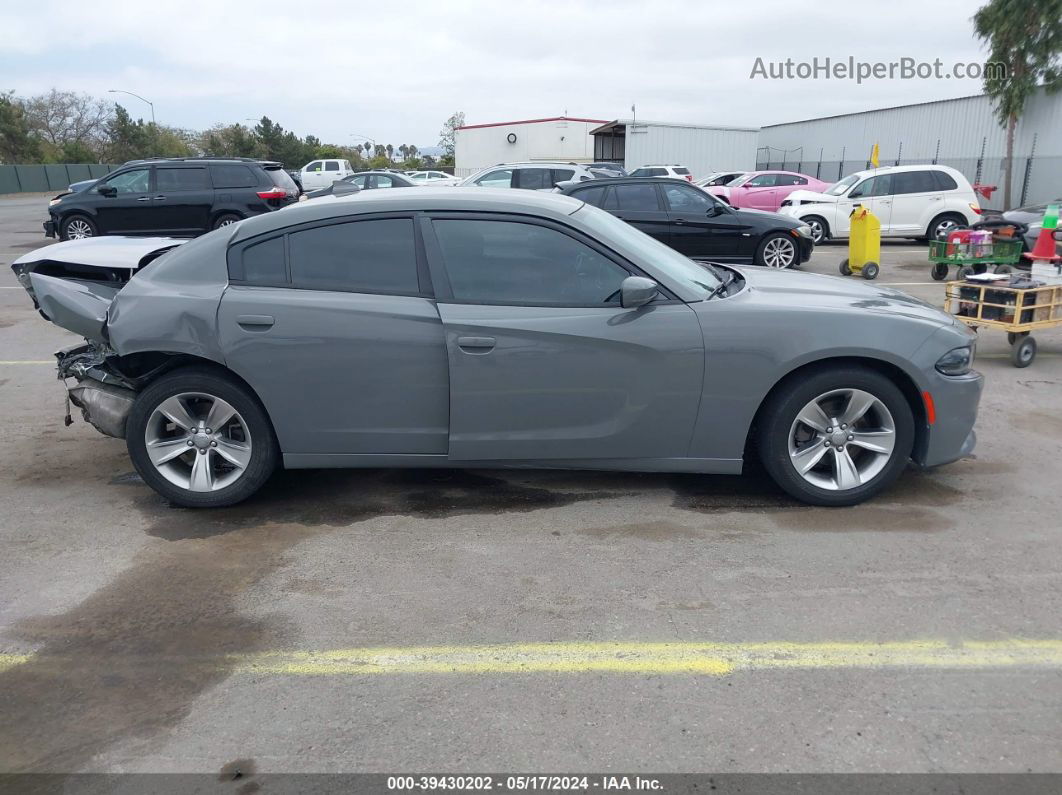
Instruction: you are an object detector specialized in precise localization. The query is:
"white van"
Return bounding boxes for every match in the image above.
[299,159,354,191]
[778,164,981,244]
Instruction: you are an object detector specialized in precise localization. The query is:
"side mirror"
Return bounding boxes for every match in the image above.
[707,203,727,217]
[332,180,360,196]
[97,185,117,197]
[620,276,659,309]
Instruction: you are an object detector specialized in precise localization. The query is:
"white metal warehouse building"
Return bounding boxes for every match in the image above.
[453,117,607,178]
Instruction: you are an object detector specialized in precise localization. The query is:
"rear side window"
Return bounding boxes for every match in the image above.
[932,170,959,191]
[893,170,939,194]
[551,168,575,183]
[156,168,209,191]
[673,167,691,175]
[288,219,419,294]
[572,185,608,207]
[210,165,258,189]
[239,236,286,283]
[325,161,339,172]
[515,168,552,190]
[605,184,661,211]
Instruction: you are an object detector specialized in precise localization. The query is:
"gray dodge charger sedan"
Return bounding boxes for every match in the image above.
[13,188,982,508]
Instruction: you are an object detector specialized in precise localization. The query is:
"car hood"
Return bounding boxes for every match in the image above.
[784,189,837,204]
[12,236,186,272]
[729,265,956,327]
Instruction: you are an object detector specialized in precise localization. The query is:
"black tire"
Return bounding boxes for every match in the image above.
[59,214,97,240]
[758,366,915,506]
[957,265,975,280]
[839,258,852,276]
[928,213,966,242]
[931,263,949,281]
[755,232,799,269]
[212,213,243,230]
[1007,331,1029,345]
[862,262,879,280]
[1011,336,1037,368]
[994,264,1013,275]
[805,216,829,245]
[126,367,278,508]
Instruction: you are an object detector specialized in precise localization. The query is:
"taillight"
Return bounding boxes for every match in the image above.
[685,174,693,182]
[969,203,982,215]
[257,187,288,199]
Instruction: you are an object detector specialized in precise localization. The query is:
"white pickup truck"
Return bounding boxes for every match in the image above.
[299,159,355,191]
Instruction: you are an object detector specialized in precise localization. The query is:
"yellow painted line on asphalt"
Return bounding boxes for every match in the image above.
[5,640,1062,677]
[0,360,52,365]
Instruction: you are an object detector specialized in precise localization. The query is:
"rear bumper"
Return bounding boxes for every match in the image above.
[916,369,984,468]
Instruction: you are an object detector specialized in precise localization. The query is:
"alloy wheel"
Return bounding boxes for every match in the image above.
[144,392,252,492]
[934,218,959,240]
[808,219,825,244]
[65,219,94,239]
[763,236,797,268]
[787,388,896,491]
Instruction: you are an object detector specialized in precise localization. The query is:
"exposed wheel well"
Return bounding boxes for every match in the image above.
[743,356,927,468]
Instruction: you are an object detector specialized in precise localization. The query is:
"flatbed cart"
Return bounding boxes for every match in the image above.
[944,280,1062,367]
[929,238,1023,282]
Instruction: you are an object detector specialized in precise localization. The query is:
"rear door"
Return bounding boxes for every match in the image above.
[601,183,671,244]
[424,214,704,462]
[91,167,155,233]
[889,170,942,235]
[153,166,213,233]
[217,215,449,456]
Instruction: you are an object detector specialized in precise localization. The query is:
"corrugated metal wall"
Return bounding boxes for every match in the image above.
[623,124,760,180]
[0,163,115,195]
[757,88,1062,206]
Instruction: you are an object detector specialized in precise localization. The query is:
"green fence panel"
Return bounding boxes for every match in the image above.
[0,166,22,194]
[66,164,92,183]
[12,166,49,192]
[0,164,118,194]
[44,165,69,190]
[89,164,114,179]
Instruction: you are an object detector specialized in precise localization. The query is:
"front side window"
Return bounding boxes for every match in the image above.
[156,168,209,192]
[745,174,779,188]
[850,174,893,199]
[351,174,370,188]
[433,219,629,306]
[288,219,419,294]
[474,169,514,188]
[306,161,323,172]
[663,184,716,212]
[103,168,150,193]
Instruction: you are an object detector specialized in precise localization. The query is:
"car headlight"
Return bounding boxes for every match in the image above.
[49,197,63,206]
[794,224,813,238]
[936,345,974,376]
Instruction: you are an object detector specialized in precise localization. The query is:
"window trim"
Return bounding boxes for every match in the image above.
[226,211,433,298]
[420,211,678,308]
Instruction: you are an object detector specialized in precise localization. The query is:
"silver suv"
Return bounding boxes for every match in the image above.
[459,162,599,190]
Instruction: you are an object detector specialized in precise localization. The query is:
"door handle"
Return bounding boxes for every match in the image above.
[137,196,151,202]
[673,218,686,225]
[236,314,275,329]
[456,335,496,352]
[153,195,166,200]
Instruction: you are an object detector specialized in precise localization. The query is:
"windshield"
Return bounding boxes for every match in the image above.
[572,204,721,299]
[824,174,860,196]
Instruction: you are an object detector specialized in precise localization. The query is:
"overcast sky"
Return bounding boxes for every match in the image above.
[1,0,995,147]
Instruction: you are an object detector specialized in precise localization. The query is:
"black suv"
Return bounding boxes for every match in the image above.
[559,177,814,268]
[45,157,300,240]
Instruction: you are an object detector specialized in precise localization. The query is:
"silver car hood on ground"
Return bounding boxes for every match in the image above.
[733,265,957,327]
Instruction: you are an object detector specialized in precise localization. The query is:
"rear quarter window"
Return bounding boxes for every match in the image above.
[673,167,691,175]
[210,165,258,189]
[932,170,959,191]
[235,236,287,283]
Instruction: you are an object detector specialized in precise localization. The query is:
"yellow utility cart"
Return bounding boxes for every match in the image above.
[839,205,880,280]
[944,279,1062,367]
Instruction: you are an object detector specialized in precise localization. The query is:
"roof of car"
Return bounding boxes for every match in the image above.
[230,187,586,243]
[846,164,967,180]
[120,157,281,168]
[559,176,694,191]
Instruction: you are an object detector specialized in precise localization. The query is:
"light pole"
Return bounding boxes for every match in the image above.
[108,89,155,125]
[350,133,375,148]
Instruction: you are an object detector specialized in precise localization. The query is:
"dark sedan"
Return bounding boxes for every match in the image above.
[559,177,814,268]
[303,170,417,199]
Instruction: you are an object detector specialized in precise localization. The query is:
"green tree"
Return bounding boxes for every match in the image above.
[105,104,152,161]
[0,91,41,163]
[438,110,465,158]
[385,143,394,162]
[974,0,1062,208]
[398,144,408,161]
[199,123,258,158]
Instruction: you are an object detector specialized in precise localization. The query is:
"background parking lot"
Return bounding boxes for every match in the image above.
[1,194,1061,774]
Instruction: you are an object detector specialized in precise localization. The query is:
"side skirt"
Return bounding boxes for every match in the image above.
[282,454,743,475]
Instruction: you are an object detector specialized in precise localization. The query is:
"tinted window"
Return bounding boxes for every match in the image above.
[640,168,667,177]
[663,184,715,212]
[156,167,209,191]
[572,185,608,207]
[551,168,575,183]
[325,161,339,171]
[673,167,691,175]
[611,184,661,211]
[239,236,286,283]
[433,219,629,306]
[932,170,959,191]
[103,168,150,193]
[288,219,418,294]
[515,168,552,190]
[893,170,939,194]
[474,169,514,188]
[776,175,806,186]
[210,165,258,189]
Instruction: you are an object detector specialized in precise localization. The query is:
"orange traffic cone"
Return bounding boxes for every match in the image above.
[1023,204,1061,264]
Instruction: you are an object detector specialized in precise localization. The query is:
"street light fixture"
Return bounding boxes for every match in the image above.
[107,89,155,125]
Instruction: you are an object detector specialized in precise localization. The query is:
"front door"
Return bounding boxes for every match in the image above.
[91,167,156,233]
[846,173,894,233]
[661,182,752,260]
[217,215,449,455]
[425,215,705,462]
[601,183,671,245]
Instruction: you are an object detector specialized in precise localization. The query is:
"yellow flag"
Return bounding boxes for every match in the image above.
[870,143,880,168]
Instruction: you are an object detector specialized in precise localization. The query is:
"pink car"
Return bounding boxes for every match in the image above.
[707,171,830,212]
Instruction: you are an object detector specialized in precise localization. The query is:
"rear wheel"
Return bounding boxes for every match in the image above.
[758,367,914,506]
[757,232,798,269]
[60,214,96,240]
[929,213,966,241]
[212,213,242,230]
[126,368,278,508]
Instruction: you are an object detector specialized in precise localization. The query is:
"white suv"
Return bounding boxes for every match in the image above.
[629,164,694,182]
[459,163,599,190]
[778,164,981,244]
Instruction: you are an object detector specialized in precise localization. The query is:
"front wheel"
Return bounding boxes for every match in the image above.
[757,232,798,269]
[126,368,278,508]
[60,214,97,240]
[758,367,914,506]
[805,216,828,245]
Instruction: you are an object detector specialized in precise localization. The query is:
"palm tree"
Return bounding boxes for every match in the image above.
[408,144,418,159]
[398,144,408,161]
[362,142,372,157]
[386,144,394,162]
